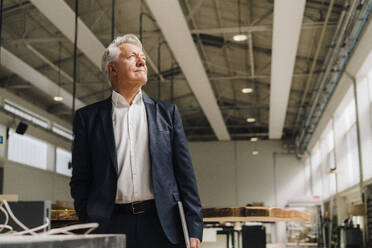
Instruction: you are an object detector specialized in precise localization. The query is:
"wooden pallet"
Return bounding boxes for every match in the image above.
[51,210,78,221]
[202,207,310,222]
[51,206,310,223]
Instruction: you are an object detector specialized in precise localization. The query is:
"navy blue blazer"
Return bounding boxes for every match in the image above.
[70,95,203,244]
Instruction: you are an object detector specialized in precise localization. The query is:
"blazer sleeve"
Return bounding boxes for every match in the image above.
[171,104,203,240]
[70,110,92,222]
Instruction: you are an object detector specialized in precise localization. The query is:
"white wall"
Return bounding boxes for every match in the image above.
[190,140,308,244]
[0,159,72,202]
[189,140,308,209]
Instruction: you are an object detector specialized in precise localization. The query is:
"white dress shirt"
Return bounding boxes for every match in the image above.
[112,89,154,204]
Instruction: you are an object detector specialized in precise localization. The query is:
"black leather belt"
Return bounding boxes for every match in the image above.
[115,199,155,215]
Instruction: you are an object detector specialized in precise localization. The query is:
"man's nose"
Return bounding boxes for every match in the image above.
[136,57,145,67]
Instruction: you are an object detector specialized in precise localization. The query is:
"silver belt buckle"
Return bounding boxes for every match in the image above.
[131,201,145,214]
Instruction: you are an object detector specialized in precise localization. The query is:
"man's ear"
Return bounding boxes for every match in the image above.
[107,64,116,74]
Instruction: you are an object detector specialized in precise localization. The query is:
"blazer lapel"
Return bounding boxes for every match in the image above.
[100,97,119,176]
[143,95,157,164]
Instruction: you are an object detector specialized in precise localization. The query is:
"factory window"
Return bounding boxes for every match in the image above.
[8,130,48,170]
[334,88,360,192]
[368,69,372,102]
[56,147,72,177]
[310,142,322,197]
[327,150,337,196]
[362,69,372,180]
[319,121,336,198]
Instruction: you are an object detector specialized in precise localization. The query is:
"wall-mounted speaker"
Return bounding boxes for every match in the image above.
[16,122,28,135]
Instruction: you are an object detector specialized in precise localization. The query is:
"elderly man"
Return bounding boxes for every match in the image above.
[70,34,203,248]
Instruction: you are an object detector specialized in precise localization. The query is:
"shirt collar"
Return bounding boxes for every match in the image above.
[112,89,143,108]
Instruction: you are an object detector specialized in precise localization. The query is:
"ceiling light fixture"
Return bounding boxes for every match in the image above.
[233,34,247,42]
[250,137,258,142]
[246,118,256,123]
[233,0,247,42]
[54,96,63,102]
[241,88,253,94]
[252,150,259,155]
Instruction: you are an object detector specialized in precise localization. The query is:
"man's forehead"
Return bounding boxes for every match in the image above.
[119,43,144,55]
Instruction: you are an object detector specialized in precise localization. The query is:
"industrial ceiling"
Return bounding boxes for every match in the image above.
[0,0,369,153]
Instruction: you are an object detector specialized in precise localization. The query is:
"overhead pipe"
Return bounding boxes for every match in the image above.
[299,0,372,153]
[293,0,335,134]
[328,118,339,248]
[295,1,348,151]
[297,0,372,153]
[25,44,73,83]
[298,0,355,143]
[349,72,367,247]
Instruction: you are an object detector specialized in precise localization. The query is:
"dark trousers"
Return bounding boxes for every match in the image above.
[105,200,185,248]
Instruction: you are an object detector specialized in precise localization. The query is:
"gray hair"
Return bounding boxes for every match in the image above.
[101,34,143,85]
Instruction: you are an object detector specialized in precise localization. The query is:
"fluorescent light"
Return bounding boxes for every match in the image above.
[233,34,247,42]
[4,100,50,129]
[241,88,253,94]
[54,96,63,102]
[252,150,259,155]
[250,137,258,142]
[246,118,256,123]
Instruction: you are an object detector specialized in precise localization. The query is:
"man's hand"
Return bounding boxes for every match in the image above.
[190,238,200,248]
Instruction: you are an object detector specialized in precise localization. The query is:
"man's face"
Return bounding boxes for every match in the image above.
[111,43,148,88]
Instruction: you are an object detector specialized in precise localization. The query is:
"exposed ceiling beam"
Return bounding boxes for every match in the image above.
[251,8,273,25]
[159,72,315,82]
[5,31,157,45]
[209,73,314,81]
[269,0,306,139]
[213,0,236,108]
[6,84,32,89]
[186,0,207,21]
[145,0,230,141]
[183,0,211,74]
[3,1,32,15]
[30,0,103,69]
[30,0,163,81]
[1,48,85,110]
[191,22,336,34]
[25,44,74,83]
